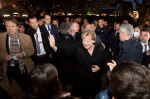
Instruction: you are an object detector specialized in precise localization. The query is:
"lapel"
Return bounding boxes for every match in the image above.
[116,31,119,38]
[6,34,10,54]
[39,27,44,39]
[19,34,24,51]
[44,24,48,31]
[39,27,47,51]
[41,25,49,37]
[50,24,53,35]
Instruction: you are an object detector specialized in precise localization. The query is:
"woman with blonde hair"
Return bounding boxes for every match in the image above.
[75,31,106,99]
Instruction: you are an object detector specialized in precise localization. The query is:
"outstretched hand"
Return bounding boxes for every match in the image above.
[48,34,55,49]
[107,60,117,72]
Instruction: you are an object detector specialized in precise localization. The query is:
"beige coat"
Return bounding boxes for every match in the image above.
[0,33,35,84]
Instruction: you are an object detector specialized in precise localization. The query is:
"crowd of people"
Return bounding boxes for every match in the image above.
[0,14,150,99]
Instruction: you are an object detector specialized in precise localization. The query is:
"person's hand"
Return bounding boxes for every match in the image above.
[107,60,117,72]
[6,55,13,61]
[60,92,70,98]
[109,49,114,56]
[146,49,150,55]
[92,65,100,72]
[48,34,56,48]
[16,52,24,58]
[101,43,106,49]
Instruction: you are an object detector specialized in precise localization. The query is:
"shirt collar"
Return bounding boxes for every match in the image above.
[45,24,51,27]
[37,27,40,32]
[123,37,134,44]
[141,42,146,46]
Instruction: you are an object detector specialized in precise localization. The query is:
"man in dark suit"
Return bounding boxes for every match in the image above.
[70,21,81,42]
[116,24,143,64]
[85,23,102,45]
[41,14,59,41]
[26,16,51,65]
[109,23,120,60]
[140,27,150,67]
[95,19,109,46]
[48,23,79,94]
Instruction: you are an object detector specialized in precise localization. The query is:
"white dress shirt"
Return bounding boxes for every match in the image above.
[45,24,51,34]
[34,27,46,56]
[141,42,149,53]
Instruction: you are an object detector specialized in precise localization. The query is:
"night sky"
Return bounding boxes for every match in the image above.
[124,0,143,10]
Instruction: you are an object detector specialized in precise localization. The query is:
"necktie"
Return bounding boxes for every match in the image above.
[35,32,41,54]
[115,31,118,36]
[72,35,75,40]
[144,44,147,52]
[48,25,51,34]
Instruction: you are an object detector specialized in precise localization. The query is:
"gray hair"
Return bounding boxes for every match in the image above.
[59,23,71,34]
[85,24,94,31]
[70,21,78,27]
[120,24,134,36]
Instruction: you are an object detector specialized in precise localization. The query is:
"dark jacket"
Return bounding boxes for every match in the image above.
[0,86,12,99]
[95,88,111,99]
[75,43,105,96]
[26,26,51,63]
[74,32,81,43]
[95,26,109,45]
[116,37,143,64]
[41,24,60,41]
[142,42,150,67]
[55,34,79,83]
[109,30,120,59]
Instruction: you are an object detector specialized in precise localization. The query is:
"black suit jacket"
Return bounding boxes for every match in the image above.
[75,32,81,42]
[55,34,79,83]
[142,42,150,67]
[116,37,143,64]
[75,43,105,95]
[95,26,109,45]
[26,26,51,63]
[109,30,120,58]
[41,24,60,41]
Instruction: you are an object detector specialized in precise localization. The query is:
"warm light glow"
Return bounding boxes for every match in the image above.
[3,14,10,17]
[22,14,28,17]
[13,12,19,15]
[133,11,139,19]
[101,13,106,16]
[110,14,114,16]
[67,13,72,16]
[53,13,58,16]
[62,12,65,16]
[87,14,92,16]
[13,5,16,8]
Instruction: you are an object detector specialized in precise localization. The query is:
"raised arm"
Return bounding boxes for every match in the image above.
[48,34,57,51]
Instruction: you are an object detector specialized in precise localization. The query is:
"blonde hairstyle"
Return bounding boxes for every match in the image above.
[81,30,96,42]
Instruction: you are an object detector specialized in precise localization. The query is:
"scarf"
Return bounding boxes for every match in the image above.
[9,32,26,74]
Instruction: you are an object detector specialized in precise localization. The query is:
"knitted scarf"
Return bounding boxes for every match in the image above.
[9,32,25,74]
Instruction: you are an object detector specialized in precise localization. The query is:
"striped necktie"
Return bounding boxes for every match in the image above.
[35,32,41,54]
[48,25,51,34]
[144,44,147,52]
